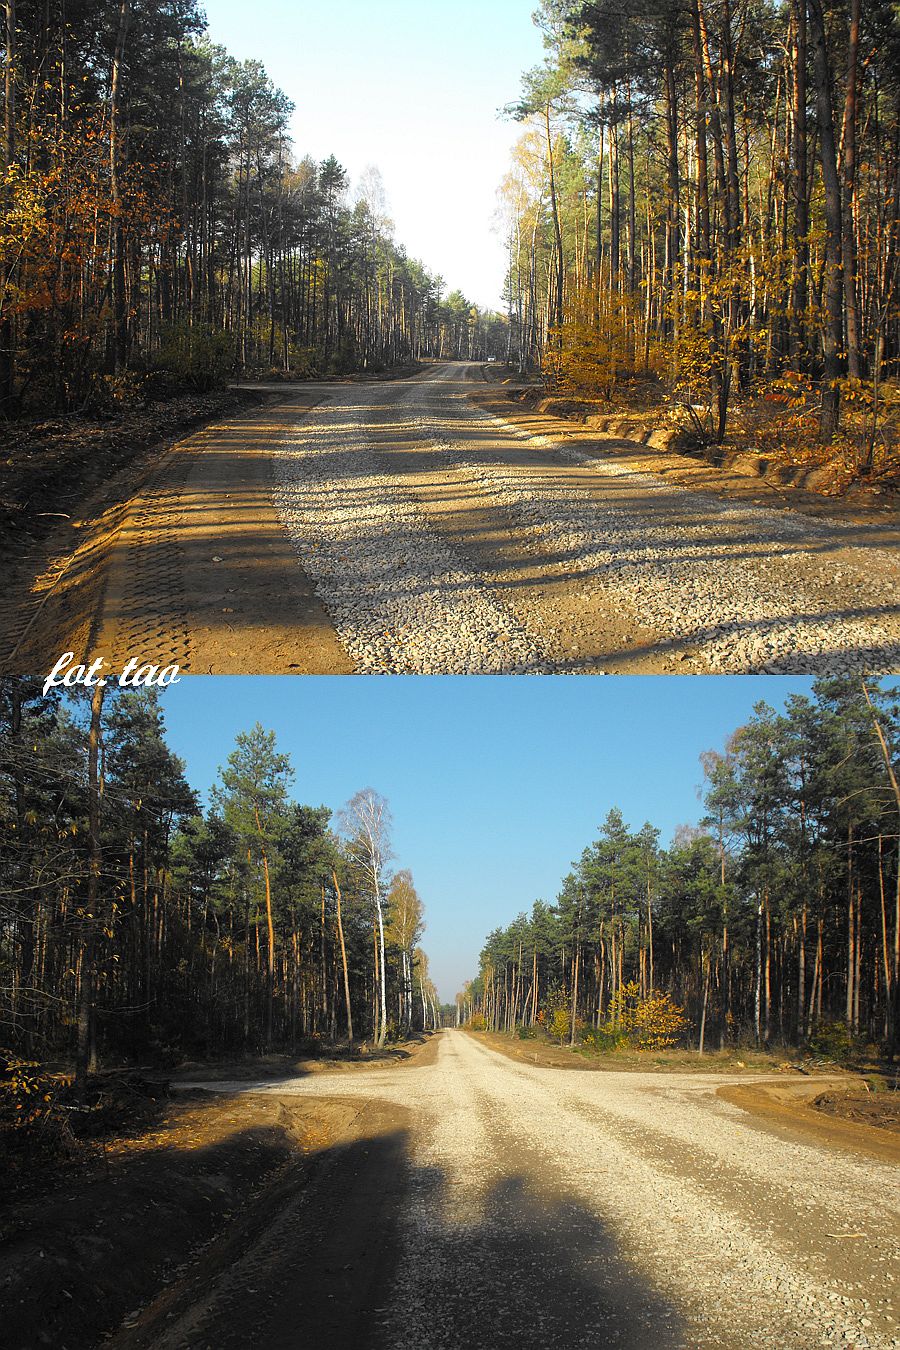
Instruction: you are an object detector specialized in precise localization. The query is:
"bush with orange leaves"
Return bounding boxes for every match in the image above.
[605,981,687,1051]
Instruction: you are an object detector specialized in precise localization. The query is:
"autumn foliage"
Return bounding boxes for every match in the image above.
[500,0,900,481]
[1,1,504,415]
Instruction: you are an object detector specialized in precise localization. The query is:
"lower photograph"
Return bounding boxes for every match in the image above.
[1,674,898,1350]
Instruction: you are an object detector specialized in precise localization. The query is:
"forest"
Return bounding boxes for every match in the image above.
[0,0,503,414]
[462,678,900,1058]
[0,678,442,1091]
[499,0,900,475]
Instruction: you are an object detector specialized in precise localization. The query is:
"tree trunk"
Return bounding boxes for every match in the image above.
[808,0,843,439]
[332,870,353,1047]
[1,0,16,403]
[75,685,104,1102]
[840,0,861,379]
[791,0,809,368]
[545,102,565,335]
[254,806,275,1048]
[109,0,131,372]
[569,942,580,1047]
[698,950,711,1054]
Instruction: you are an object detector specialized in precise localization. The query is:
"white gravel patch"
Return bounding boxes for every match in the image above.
[269,367,899,674]
[272,394,546,673]
[193,1032,900,1350]
[415,392,900,675]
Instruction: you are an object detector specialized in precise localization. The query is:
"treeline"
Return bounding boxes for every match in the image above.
[500,0,900,458]
[0,0,503,413]
[462,678,900,1055]
[0,679,441,1084]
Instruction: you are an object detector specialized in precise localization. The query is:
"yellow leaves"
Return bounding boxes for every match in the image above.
[604,982,687,1051]
[547,282,653,400]
[1,1050,60,1130]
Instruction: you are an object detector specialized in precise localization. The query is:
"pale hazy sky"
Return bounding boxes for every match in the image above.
[200,0,546,310]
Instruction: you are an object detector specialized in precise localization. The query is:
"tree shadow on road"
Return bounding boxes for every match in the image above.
[9,1094,688,1350]
[370,1162,686,1350]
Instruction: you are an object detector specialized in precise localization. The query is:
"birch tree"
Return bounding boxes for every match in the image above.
[338,789,392,1049]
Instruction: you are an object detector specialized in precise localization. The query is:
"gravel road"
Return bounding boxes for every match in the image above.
[18,361,896,674]
[271,362,900,674]
[174,1031,899,1350]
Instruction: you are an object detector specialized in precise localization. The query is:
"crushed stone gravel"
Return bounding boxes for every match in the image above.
[191,1031,900,1350]
[272,365,900,675]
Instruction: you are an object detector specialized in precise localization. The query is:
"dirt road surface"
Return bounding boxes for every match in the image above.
[8,363,898,674]
[113,1030,899,1350]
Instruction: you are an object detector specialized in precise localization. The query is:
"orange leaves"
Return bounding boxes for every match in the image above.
[605,982,687,1051]
[2,106,175,331]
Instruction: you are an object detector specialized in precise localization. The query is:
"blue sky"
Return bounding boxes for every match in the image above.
[200,0,547,307]
[157,675,815,1001]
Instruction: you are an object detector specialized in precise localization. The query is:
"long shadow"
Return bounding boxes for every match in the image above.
[369,1162,685,1350]
[139,1126,688,1350]
[10,390,894,673]
[2,1105,690,1350]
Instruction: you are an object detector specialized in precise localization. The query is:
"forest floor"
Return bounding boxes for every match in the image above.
[0,1033,437,1350]
[3,361,898,676]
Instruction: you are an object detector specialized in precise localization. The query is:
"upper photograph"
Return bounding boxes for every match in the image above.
[1,0,898,676]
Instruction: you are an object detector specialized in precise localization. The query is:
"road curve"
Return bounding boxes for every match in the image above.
[271,362,900,675]
[167,1030,898,1350]
[20,362,898,675]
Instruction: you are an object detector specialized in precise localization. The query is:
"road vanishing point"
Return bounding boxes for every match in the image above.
[116,1029,900,1350]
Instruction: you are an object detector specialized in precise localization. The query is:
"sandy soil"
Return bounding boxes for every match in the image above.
[3,389,351,674]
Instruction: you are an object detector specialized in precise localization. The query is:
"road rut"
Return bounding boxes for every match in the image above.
[157,1031,899,1349]
[11,363,898,674]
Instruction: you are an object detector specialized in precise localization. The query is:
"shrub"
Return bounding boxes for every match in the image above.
[0,1049,58,1131]
[468,1013,486,1032]
[327,335,359,375]
[581,1025,627,1053]
[549,1007,585,1045]
[603,982,687,1051]
[807,1020,854,1062]
[549,1007,571,1044]
[633,992,687,1050]
[149,321,235,393]
[288,344,320,378]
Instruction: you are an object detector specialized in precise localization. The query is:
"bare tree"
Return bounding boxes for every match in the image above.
[338,789,392,1048]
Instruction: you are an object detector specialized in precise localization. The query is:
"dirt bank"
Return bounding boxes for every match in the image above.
[0,1035,439,1350]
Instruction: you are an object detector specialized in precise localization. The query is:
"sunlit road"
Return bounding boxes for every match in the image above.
[17,362,899,674]
[143,1031,899,1350]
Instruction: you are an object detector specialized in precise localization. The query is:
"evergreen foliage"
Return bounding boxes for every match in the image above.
[463,678,900,1055]
[0,680,440,1065]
